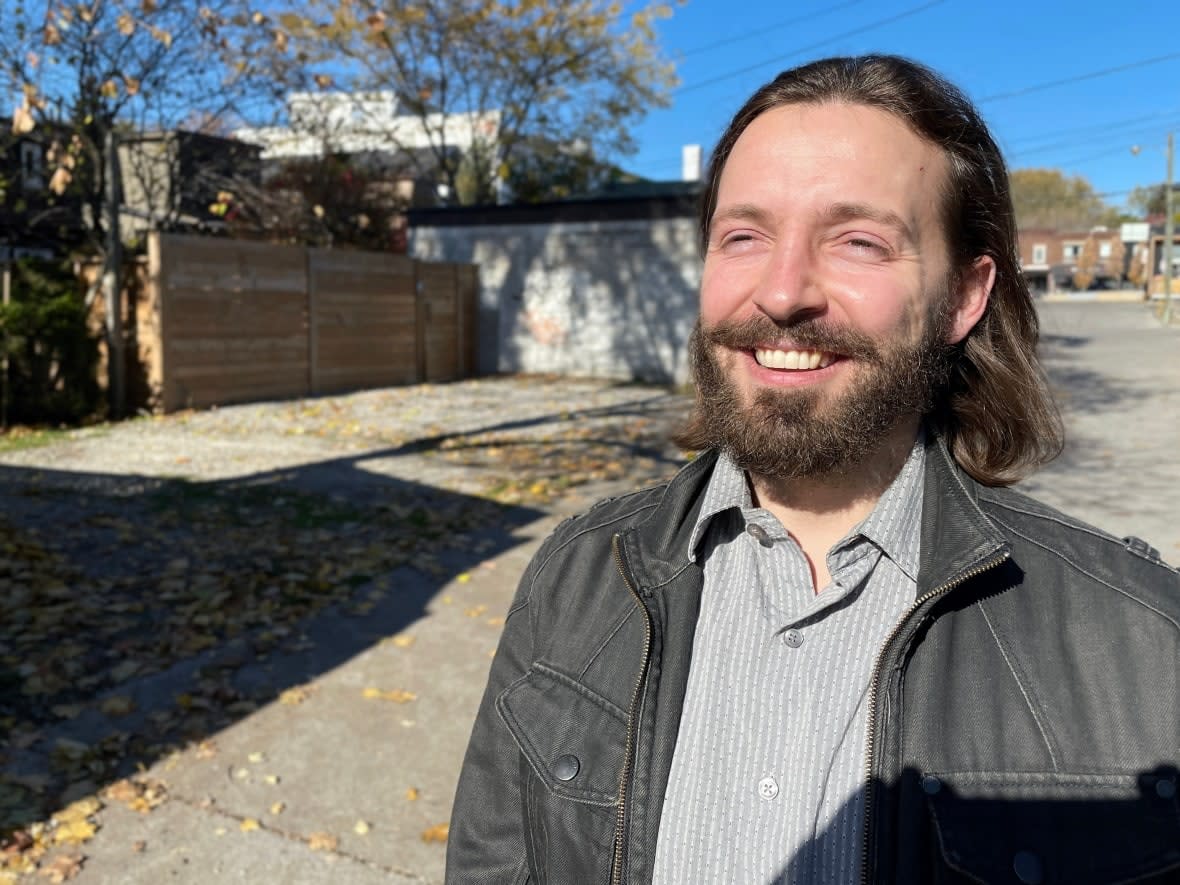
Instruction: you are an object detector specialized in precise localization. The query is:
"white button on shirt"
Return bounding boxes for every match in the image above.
[651,438,926,885]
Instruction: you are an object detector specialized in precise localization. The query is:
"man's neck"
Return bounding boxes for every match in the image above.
[746,418,922,592]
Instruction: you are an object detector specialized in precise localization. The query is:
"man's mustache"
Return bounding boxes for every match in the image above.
[700,316,881,361]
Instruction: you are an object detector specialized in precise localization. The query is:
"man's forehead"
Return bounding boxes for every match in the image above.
[714,101,950,231]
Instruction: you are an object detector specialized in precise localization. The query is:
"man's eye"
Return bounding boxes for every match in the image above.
[845,237,887,254]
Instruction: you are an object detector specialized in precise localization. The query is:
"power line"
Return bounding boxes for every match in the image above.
[1007,117,1180,159]
[678,0,870,58]
[675,0,946,95]
[980,52,1180,103]
[1004,109,1180,148]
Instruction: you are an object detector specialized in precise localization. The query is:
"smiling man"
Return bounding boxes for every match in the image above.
[447,56,1180,885]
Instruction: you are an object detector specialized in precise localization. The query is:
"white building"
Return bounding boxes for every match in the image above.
[234,91,500,163]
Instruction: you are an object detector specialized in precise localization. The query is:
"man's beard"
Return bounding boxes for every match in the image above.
[685,307,955,479]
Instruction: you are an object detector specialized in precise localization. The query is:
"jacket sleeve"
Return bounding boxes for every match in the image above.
[445,551,540,884]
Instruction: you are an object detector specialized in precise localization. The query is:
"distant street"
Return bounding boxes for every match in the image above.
[1020,300,1180,561]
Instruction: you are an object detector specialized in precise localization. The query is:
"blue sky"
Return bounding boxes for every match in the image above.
[628,0,1179,211]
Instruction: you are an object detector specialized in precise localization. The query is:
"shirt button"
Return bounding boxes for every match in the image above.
[745,524,772,546]
[783,629,804,648]
[757,776,779,800]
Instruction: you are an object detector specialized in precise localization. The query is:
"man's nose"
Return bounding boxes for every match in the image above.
[751,238,827,323]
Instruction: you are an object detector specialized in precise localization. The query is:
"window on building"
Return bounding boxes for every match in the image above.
[20,142,44,191]
[1099,241,1113,258]
[1032,244,1047,264]
[1062,242,1082,262]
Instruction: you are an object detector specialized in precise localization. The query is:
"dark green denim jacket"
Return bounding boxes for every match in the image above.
[447,434,1180,884]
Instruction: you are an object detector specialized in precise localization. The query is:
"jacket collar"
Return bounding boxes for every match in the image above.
[623,431,1008,598]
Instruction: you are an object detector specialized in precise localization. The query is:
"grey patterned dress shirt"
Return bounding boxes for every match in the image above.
[650,436,926,884]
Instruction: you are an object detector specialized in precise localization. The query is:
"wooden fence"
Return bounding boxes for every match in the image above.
[94,233,477,413]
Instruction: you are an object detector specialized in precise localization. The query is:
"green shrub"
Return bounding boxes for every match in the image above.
[0,259,101,425]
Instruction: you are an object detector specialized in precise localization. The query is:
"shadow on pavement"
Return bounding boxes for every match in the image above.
[0,457,544,841]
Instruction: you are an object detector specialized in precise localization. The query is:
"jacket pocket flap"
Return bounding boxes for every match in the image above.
[497,662,627,806]
[925,770,1180,884]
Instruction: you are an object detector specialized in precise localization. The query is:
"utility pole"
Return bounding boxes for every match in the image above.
[1164,133,1175,325]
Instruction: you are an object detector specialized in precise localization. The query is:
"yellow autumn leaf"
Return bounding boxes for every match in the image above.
[421,822,449,843]
[53,819,97,845]
[465,605,488,618]
[279,685,312,705]
[389,634,415,648]
[117,13,135,34]
[247,752,265,763]
[100,79,119,99]
[307,831,337,852]
[362,687,417,703]
[456,572,471,583]
[269,801,285,815]
[239,818,260,832]
[353,820,370,835]
[404,787,419,801]
[53,798,101,824]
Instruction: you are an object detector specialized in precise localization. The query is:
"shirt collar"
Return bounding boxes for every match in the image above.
[848,433,925,582]
[687,450,750,561]
[686,434,926,581]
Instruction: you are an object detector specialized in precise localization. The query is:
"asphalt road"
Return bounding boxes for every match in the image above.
[1020,300,1180,561]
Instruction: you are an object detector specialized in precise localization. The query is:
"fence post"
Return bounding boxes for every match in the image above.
[414,263,428,383]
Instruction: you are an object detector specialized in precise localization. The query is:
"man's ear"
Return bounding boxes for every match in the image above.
[946,255,995,344]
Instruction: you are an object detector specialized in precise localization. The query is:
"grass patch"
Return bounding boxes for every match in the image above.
[0,426,73,454]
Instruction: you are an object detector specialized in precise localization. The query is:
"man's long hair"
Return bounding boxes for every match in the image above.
[682,54,1063,487]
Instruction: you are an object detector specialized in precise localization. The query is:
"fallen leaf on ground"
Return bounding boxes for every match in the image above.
[99,696,135,716]
[353,820,370,835]
[421,823,449,844]
[487,616,505,627]
[52,798,101,825]
[37,853,82,882]
[405,787,419,801]
[102,780,138,804]
[269,801,285,815]
[361,687,417,703]
[239,819,260,832]
[279,685,314,705]
[53,819,96,846]
[464,605,488,618]
[387,634,415,648]
[263,775,279,785]
[307,832,337,852]
[247,752,265,763]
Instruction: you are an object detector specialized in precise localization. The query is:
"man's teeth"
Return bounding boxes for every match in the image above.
[754,349,835,370]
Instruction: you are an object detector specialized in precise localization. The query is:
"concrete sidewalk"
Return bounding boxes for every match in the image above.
[2,301,1176,883]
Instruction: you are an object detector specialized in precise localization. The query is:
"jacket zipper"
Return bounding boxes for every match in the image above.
[610,533,652,885]
[859,550,1010,884]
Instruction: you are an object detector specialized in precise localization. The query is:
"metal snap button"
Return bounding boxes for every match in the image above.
[552,754,580,782]
[1013,850,1044,885]
[920,775,942,795]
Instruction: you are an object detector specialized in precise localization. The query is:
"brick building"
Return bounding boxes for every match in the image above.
[1018,226,1127,293]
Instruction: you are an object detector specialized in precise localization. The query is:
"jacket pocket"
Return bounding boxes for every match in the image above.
[497,661,628,805]
[923,770,1180,884]
[497,662,628,884]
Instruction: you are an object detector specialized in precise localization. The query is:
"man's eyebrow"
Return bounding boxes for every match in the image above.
[709,203,774,232]
[823,202,916,243]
